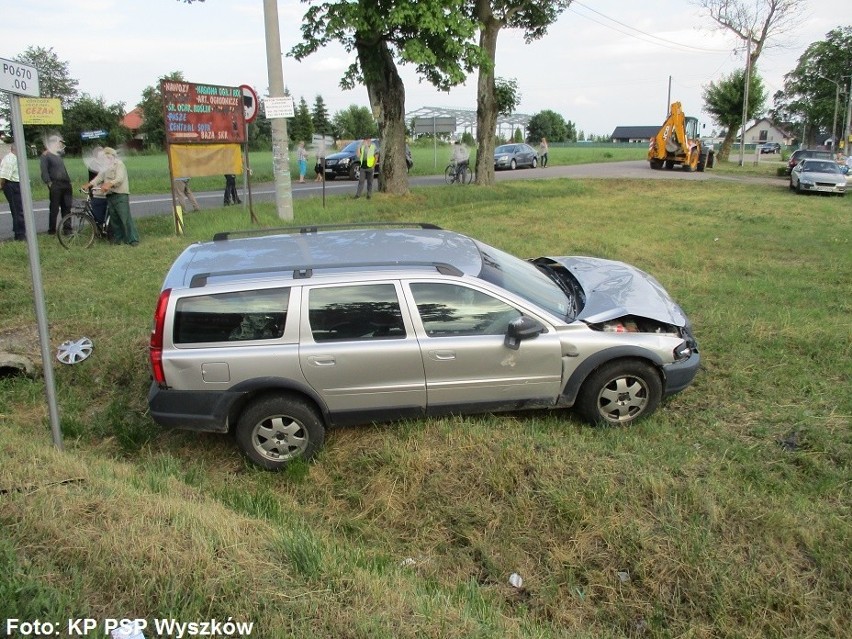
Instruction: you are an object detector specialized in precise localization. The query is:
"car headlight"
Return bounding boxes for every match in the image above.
[673,341,692,361]
[800,178,814,186]
[339,158,350,166]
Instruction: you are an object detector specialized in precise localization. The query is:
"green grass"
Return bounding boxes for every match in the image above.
[0,177,849,637]
[20,146,649,200]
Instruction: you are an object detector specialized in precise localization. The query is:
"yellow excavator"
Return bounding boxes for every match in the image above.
[648,102,714,172]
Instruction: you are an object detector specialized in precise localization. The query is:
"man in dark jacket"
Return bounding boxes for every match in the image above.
[40,134,72,234]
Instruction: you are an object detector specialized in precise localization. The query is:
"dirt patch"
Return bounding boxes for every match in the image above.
[0,325,42,377]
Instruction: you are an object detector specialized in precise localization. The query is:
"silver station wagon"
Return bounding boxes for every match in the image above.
[148,224,700,470]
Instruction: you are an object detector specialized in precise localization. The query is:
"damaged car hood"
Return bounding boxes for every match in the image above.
[547,256,689,327]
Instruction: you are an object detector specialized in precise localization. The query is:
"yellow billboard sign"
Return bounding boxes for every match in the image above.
[20,97,63,125]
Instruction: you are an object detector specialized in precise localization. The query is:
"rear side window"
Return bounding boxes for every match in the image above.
[309,284,405,342]
[173,288,290,344]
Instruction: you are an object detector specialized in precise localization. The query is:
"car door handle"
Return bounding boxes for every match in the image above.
[308,355,336,366]
[429,350,456,361]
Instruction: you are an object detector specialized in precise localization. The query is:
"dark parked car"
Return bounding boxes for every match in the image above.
[494,143,538,170]
[785,148,833,175]
[759,142,781,154]
[323,139,413,181]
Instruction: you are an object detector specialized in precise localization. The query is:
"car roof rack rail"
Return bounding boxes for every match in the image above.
[189,260,463,288]
[212,222,442,242]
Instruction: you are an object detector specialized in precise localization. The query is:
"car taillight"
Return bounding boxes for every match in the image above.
[150,288,171,386]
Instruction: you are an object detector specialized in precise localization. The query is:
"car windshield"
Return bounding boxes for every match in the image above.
[495,145,514,154]
[341,140,361,153]
[472,240,574,319]
[803,161,839,173]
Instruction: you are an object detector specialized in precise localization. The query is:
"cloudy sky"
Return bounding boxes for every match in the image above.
[3,0,843,136]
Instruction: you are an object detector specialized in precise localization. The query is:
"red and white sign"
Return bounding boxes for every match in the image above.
[241,84,259,124]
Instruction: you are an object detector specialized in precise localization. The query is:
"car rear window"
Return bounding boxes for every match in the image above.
[173,288,290,344]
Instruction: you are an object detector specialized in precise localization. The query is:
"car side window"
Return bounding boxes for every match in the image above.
[410,282,521,337]
[309,284,406,342]
[173,288,289,344]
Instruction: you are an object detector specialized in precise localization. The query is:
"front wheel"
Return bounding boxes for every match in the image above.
[57,211,97,249]
[575,360,662,426]
[235,394,325,470]
[510,159,517,170]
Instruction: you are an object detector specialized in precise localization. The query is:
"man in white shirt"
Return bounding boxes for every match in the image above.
[0,144,25,241]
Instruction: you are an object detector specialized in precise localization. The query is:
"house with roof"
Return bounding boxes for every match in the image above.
[740,118,794,146]
[122,107,145,150]
[610,126,660,144]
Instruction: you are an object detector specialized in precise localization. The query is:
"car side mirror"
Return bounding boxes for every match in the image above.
[505,316,545,350]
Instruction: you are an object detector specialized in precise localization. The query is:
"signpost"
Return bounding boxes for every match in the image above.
[239,84,259,223]
[1,55,63,450]
[160,80,247,233]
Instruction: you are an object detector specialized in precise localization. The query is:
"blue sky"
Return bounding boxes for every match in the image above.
[3,0,843,136]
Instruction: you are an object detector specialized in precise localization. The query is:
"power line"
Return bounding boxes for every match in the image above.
[570,1,730,54]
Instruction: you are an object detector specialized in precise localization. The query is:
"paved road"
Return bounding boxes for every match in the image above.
[0,161,786,241]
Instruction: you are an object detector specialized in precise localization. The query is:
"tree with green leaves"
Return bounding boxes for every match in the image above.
[59,94,128,155]
[772,26,852,147]
[1,46,80,145]
[290,97,314,145]
[526,109,574,143]
[472,1,573,185]
[311,95,333,137]
[291,1,483,195]
[138,71,185,150]
[332,105,378,140]
[703,68,766,160]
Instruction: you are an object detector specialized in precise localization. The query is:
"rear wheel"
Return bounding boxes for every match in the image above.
[444,165,456,184]
[236,394,325,470]
[57,211,96,249]
[649,159,663,170]
[464,166,474,184]
[575,360,662,426]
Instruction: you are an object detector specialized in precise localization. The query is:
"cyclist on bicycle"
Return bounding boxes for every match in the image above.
[450,140,470,179]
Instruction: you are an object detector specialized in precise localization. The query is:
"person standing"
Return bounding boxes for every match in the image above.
[223,174,241,206]
[0,143,25,241]
[538,137,549,168]
[172,177,201,212]
[40,134,73,234]
[83,147,139,246]
[85,146,108,226]
[355,137,378,199]
[314,140,326,182]
[297,141,308,183]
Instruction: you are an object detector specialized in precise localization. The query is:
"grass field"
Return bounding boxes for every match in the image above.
[20,145,651,200]
[0,175,849,637]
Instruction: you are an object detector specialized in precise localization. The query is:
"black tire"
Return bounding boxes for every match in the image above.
[649,159,663,170]
[445,165,456,184]
[575,360,662,426]
[664,160,675,170]
[510,159,517,170]
[57,211,97,249]
[350,164,360,181]
[789,179,795,191]
[235,394,325,470]
[531,157,537,168]
[464,166,474,184]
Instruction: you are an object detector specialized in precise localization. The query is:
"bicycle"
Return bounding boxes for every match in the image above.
[57,188,111,250]
[444,161,473,185]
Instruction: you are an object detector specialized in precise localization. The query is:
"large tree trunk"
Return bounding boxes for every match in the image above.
[474,6,501,186]
[356,37,409,196]
[717,126,739,162]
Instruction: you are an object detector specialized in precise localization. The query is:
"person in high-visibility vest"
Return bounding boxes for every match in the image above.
[355,137,379,199]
